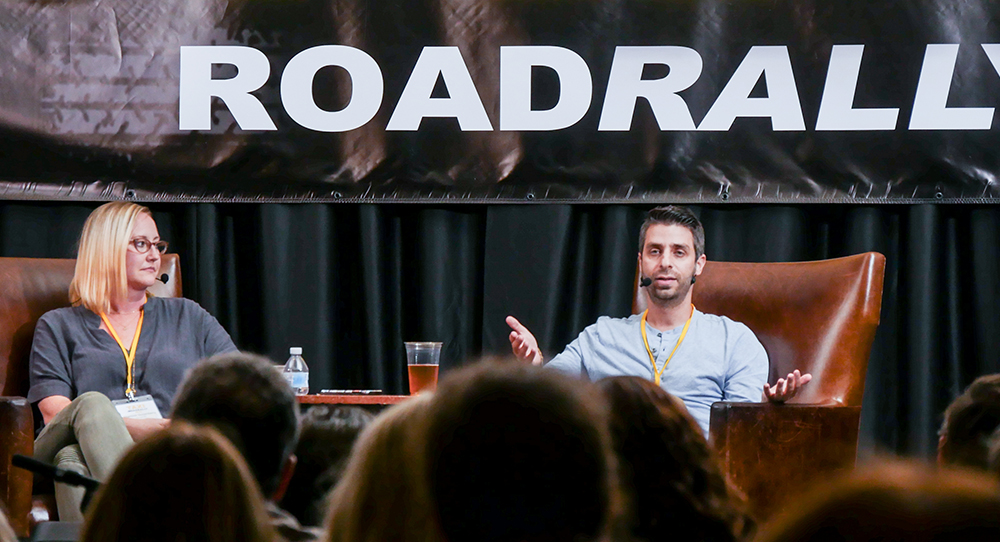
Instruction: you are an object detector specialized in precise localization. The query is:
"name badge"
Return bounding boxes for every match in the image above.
[112,395,163,420]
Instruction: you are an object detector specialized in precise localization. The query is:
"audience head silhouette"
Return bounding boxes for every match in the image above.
[171,351,299,499]
[325,394,439,542]
[598,376,754,542]
[79,422,274,542]
[939,373,1000,469]
[423,360,621,542]
[758,462,1000,542]
[283,405,375,527]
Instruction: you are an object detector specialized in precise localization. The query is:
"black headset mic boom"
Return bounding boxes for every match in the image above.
[641,276,696,286]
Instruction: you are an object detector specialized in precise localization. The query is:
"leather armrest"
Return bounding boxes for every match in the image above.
[709,402,861,520]
[0,396,34,538]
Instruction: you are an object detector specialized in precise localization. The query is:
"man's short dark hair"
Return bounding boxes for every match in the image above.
[171,352,299,497]
[638,205,705,259]
[281,406,375,526]
[939,374,1000,469]
[424,360,620,542]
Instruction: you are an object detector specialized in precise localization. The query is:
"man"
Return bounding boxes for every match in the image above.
[171,352,322,542]
[938,373,1000,469]
[506,205,810,434]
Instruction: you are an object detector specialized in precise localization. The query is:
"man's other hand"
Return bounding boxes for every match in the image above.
[506,316,543,365]
[762,370,812,403]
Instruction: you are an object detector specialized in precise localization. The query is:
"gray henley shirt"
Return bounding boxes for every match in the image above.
[545,308,769,435]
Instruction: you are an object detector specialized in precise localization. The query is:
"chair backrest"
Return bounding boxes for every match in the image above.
[0,254,182,397]
[633,253,885,407]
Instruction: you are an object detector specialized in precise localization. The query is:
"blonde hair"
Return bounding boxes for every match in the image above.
[80,422,276,542]
[69,201,152,314]
[325,394,443,542]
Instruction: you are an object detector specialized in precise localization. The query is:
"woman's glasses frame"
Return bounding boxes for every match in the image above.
[129,237,169,255]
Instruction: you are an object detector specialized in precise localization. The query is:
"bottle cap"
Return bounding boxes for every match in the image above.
[289,347,303,355]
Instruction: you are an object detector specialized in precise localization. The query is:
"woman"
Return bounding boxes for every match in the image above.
[325,394,442,542]
[597,376,754,542]
[27,201,238,520]
[80,422,275,542]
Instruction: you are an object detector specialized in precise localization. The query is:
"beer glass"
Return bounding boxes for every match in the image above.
[405,342,441,394]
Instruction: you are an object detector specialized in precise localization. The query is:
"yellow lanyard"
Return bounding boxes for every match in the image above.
[100,308,145,401]
[640,305,694,386]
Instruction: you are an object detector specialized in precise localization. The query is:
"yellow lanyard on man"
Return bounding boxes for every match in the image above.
[640,305,694,386]
[100,309,145,401]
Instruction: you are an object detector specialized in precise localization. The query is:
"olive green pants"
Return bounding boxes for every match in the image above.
[33,392,133,522]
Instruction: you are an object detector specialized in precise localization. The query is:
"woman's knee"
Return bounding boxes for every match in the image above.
[72,392,120,425]
[74,391,113,409]
[53,445,90,475]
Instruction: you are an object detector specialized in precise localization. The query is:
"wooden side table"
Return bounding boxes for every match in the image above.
[296,394,411,406]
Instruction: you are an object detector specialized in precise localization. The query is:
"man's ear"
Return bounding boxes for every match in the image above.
[272,454,297,503]
[937,435,947,467]
[694,253,707,277]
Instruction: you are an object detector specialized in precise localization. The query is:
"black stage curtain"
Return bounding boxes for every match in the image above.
[3,202,998,459]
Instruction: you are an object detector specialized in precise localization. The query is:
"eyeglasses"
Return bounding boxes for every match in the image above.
[129,237,169,255]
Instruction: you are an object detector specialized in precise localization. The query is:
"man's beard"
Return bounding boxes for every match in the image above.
[647,272,694,307]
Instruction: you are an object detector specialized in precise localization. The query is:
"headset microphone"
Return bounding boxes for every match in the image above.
[642,276,695,286]
[157,274,169,284]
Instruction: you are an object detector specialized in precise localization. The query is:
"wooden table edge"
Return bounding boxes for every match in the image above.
[296,394,411,405]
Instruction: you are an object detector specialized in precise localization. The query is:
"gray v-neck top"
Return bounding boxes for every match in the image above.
[27,297,238,416]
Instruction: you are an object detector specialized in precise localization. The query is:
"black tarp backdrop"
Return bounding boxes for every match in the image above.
[2,202,998,459]
[4,0,1000,469]
[3,0,1000,201]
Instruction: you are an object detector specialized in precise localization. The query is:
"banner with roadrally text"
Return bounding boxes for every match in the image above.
[1,0,1000,203]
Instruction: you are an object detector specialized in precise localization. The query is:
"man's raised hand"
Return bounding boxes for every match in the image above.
[506,316,543,365]
[762,369,812,403]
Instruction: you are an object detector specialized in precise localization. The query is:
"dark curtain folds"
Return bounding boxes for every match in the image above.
[2,202,998,458]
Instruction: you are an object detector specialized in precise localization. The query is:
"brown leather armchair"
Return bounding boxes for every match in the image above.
[0,255,181,537]
[633,252,886,520]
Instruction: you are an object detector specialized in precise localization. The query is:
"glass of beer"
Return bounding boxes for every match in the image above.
[405,342,441,394]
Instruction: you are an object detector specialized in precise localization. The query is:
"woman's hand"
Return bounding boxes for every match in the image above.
[123,418,171,441]
[40,395,169,440]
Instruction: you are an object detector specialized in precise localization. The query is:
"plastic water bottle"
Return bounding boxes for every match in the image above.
[282,347,309,396]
